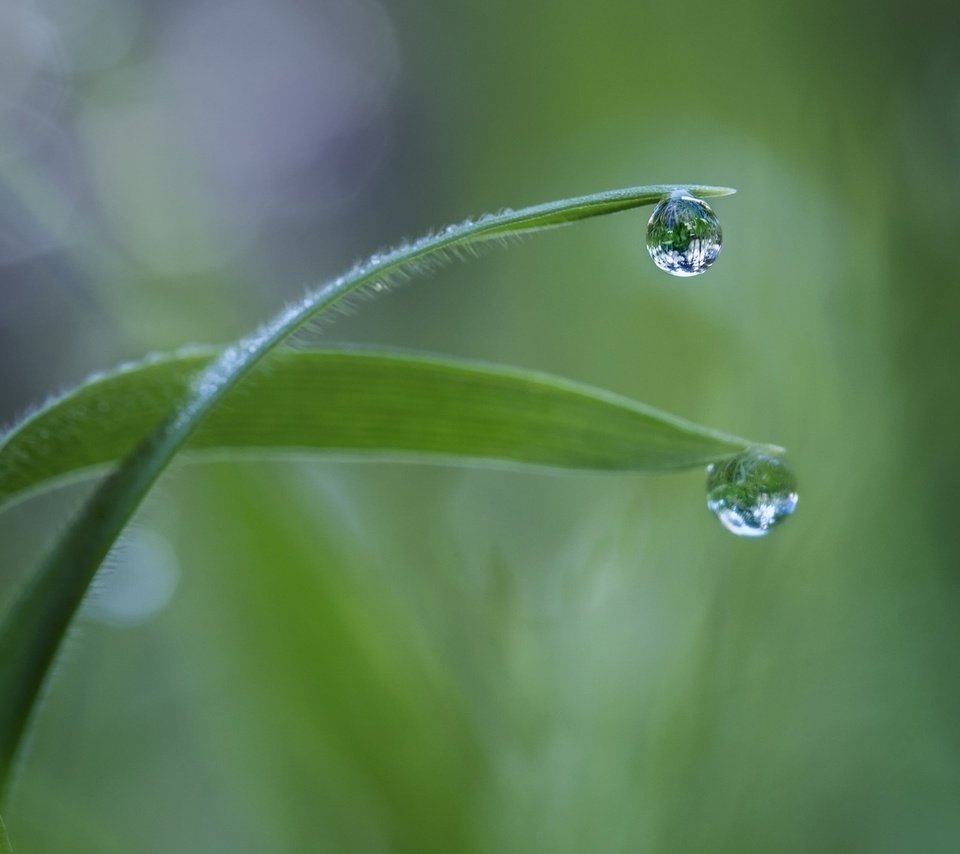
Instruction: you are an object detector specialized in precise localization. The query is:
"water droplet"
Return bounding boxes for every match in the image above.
[646,191,722,277]
[706,450,798,537]
[85,529,180,627]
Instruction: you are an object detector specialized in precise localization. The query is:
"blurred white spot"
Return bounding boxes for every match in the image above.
[0,101,82,265]
[0,1,66,110]
[41,0,142,77]
[0,3,78,265]
[80,64,238,274]
[160,0,400,215]
[86,529,181,627]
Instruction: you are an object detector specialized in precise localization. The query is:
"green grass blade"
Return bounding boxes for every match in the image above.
[0,184,735,797]
[462,184,734,236]
[0,348,757,509]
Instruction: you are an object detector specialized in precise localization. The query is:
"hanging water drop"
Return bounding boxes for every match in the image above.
[706,450,798,537]
[646,191,722,276]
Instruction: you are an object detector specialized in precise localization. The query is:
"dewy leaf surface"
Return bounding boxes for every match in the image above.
[0,184,737,797]
[0,348,755,509]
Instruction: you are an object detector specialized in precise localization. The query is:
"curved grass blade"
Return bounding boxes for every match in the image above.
[0,348,758,509]
[0,184,735,796]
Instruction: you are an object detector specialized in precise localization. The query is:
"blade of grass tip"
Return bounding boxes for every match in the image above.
[0,184,735,796]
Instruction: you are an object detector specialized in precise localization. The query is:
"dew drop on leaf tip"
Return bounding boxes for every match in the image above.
[706,450,798,537]
[646,190,722,277]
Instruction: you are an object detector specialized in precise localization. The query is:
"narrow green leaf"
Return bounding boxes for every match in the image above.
[0,184,736,797]
[0,348,756,509]
[463,184,734,236]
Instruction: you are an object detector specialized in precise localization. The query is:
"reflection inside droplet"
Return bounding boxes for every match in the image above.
[646,191,722,277]
[706,450,798,537]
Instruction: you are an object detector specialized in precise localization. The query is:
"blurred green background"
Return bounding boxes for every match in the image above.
[1,0,959,850]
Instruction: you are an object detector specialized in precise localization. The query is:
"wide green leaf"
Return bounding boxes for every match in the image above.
[0,348,756,511]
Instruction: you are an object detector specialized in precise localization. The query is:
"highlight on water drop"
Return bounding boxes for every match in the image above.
[706,450,798,537]
[646,190,722,277]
